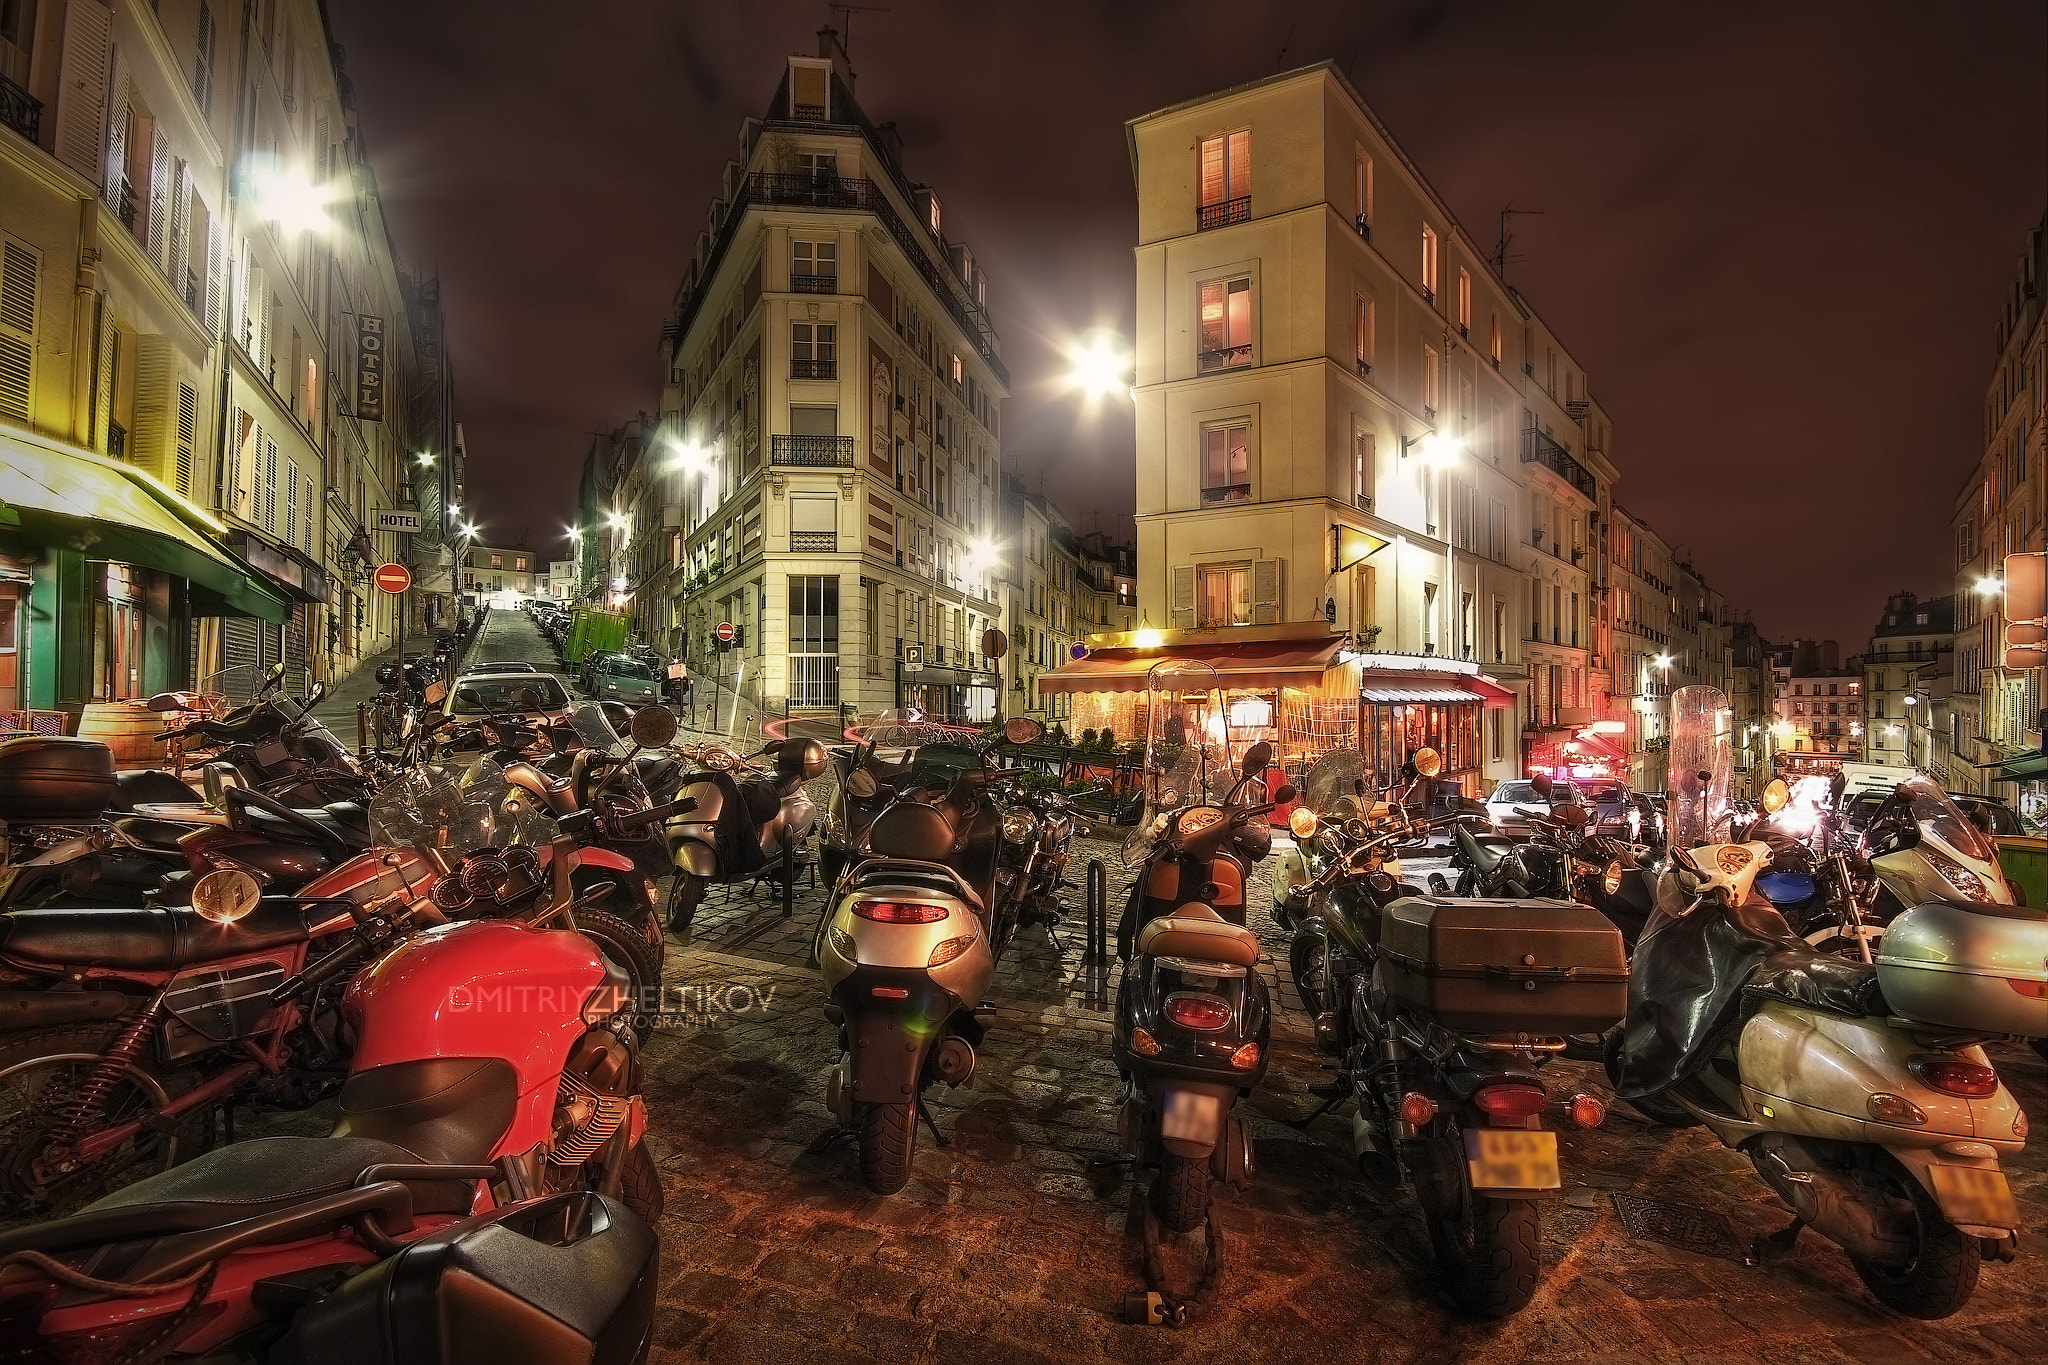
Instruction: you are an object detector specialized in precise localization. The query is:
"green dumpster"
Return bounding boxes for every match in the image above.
[1994,835,2047,909]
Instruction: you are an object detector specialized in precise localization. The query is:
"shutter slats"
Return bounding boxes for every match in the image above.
[1170,565,1196,628]
[146,128,171,269]
[1251,558,1283,624]
[0,238,37,336]
[175,382,197,495]
[54,0,112,183]
[130,334,175,480]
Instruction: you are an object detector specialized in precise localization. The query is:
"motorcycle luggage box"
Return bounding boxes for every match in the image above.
[269,1190,657,1365]
[1376,895,1628,1035]
[1876,900,2048,1037]
[0,737,119,822]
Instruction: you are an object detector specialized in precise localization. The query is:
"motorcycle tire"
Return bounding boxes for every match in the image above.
[570,908,661,1044]
[1153,1152,1212,1235]
[615,1140,666,1223]
[1849,1158,1980,1320]
[1420,1121,1538,1317]
[1289,928,1330,1019]
[665,872,708,936]
[0,1023,205,1220]
[857,1100,917,1195]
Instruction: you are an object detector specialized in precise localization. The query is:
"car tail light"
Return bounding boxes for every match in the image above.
[1473,1084,1549,1121]
[1230,1043,1261,1070]
[1163,993,1232,1031]
[1129,1028,1160,1057]
[1566,1093,1607,1129]
[927,934,976,967]
[853,900,948,924]
[1398,1092,1437,1126]
[1911,1057,1999,1098]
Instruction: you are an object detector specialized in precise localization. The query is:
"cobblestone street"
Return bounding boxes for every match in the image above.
[412,608,2048,1362]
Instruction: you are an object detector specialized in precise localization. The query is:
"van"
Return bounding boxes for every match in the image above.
[1833,761,1917,801]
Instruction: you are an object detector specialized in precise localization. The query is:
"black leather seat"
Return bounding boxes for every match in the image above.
[739,778,782,826]
[1455,822,1506,874]
[1744,947,1888,1019]
[0,900,322,969]
[0,1136,473,1259]
[113,816,197,852]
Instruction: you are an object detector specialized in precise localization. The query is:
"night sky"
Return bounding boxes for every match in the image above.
[327,1,2046,647]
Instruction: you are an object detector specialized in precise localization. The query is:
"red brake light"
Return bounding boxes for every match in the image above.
[1473,1084,1549,1121]
[853,900,948,924]
[1911,1057,1999,1098]
[1162,993,1232,1031]
[2007,978,2048,999]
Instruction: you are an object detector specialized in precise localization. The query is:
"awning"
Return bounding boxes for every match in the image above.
[1979,749,2048,781]
[1037,637,1345,695]
[1563,731,1628,763]
[0,430,291,623]
[1362,672,1515,709]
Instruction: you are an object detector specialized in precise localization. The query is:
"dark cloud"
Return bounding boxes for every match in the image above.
[328,0,2046,640]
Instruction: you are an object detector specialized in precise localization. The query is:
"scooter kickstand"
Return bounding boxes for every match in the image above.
[916,1094,951,1148]
[1749,1216,1804,1266]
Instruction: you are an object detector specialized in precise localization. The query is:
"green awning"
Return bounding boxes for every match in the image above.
[1980,749,2048,782]
[0,429,291,624]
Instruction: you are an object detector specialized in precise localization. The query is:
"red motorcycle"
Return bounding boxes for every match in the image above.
[0,762,671,1219]
[0,791,670,1362]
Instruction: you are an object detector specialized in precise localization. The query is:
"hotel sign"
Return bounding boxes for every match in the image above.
[354,315,386,422]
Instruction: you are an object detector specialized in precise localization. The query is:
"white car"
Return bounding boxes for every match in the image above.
[443,671,575,728]
[1482,778,1585,838]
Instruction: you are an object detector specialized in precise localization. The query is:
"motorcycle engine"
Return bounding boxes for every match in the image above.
[550,1027,640,1169]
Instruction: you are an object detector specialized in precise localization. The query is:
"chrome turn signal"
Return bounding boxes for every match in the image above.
[1567,1093,1607,1129]
[1230,1042,1261,1070]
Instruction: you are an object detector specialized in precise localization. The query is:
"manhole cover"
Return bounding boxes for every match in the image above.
[1609,1192,1744,1259]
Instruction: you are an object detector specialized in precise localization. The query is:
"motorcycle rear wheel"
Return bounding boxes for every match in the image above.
[1152,1152,1212,1235]
[1849,1159,1980,1319]
[857,1100,917,1195]
[1419,1121,1539,1317]
[664,872,708,935]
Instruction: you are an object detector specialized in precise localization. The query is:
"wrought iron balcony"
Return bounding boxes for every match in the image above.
[1520,426,1597,500]
[116,178,137,231]
[771,434,854,467]
[1198,344,1252,373]
[790,273,836,294]
[1201,482,1251,506]
[0,73,40,144]
[790,357,836,380]
[1196,196,1250,230]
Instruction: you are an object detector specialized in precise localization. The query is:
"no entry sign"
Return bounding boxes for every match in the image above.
[373,562,412,595]
[715,621,736,644]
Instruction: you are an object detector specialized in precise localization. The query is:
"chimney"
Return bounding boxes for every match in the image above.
[817,26,853,89]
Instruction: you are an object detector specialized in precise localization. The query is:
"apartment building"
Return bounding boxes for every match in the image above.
[1770,638,1863,776]
[1862,591,1955,766]
[631,30,1007,719]
[461,541,540,604]
[0,0,440,719]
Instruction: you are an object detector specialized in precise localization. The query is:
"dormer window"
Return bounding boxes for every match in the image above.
[789,60,830,120]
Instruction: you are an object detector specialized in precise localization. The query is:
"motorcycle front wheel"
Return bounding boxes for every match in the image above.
[664,871,708,935]
[1418,1119,1539,1317]
[570,907,662,1043]
[857,1099,917,1194]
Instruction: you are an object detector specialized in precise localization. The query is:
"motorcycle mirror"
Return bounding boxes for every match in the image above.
[1698,769,1713,783]
[1003,716,1043,746]
[1412,747,1443,778]
[1554,803,1590,828]
[847,769,878,799]
[1529,773,1554,798]
[1760,778,1790,814]
[146,692,183,713]
[192,868,263,925]
[1242,740,1274,778]
[1273,783,1298,804]
[629,705,678,750]
[267,662,286,680]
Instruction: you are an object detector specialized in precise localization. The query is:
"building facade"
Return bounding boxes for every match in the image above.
[1769,638,1863,777]
[1862,591,1955,767]
[461,541,540,606]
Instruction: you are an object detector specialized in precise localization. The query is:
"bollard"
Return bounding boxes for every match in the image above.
[1085,859,1109,1012]
[356,702,369,758]
[781,835,795,919]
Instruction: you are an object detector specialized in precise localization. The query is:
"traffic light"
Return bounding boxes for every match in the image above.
[2003,552,2048,669]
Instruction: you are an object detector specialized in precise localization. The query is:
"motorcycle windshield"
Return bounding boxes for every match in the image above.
[1301,747,1370,821]
[677,673,776,759]
[1666,685,1732,849]
[570,702,631,758]
[847,707,984,788]
[1902,776,1996,864]
[371,757,558,854]
[1122,659,1228,869]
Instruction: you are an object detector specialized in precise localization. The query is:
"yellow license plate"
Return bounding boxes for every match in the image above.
[1465,1127,1560,1191]
[1928,1163,2019,1227]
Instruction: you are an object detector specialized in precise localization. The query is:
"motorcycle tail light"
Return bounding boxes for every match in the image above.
[927,934,977,967]
[1230,1042,1261,1070]
[1398,1092,1437,1126]
[1162,993,1232,1031]
[1867,1092,1928,1126]
[1567,1093,1607,1129]
[1473,1084,1549,1121]
[853,900,948,924]
[1911,1057,1999,1098]
[1130,1028,1161,1057]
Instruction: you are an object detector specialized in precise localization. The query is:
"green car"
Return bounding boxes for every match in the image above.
[591,655,660,706]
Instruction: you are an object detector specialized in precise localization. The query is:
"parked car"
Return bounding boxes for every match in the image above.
[589,654,661,706]
[443,670,575,726]
[1580,778,1632,832]
[1482,777,1585,837]
[1951,793,2039,837]
[460,660,539,675]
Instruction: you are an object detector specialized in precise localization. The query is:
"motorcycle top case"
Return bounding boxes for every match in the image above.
[1375,895,1628,1035]
[270,1190,657,1365]
[1876,899,2048,1037]
[0,736,120,822]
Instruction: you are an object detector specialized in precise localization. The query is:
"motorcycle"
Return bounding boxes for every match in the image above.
[819,710,984,887]
[1110,660,1288,1234]
[813,714,1049,1194]
[0,788,668,1360]
[1607,685,2036,1319]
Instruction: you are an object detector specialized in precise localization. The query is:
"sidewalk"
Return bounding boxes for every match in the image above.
[310,610,486,736]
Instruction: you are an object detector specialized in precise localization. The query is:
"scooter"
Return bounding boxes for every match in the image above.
[0,814,666,1360]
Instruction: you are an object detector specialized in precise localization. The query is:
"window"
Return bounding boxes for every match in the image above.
[799,151,837,180]
[1457,269,1472,329]
[1200,422,1250,504]
[791,322,836,379]
[191,2,217,117]
[924,192,941,233]
[788,575,839,707]
[1197,130,1251,227]
[1460,592,1474,658]
[1354,148,1374,228]
[1420,225,1438,300]
[515,557,528,571]
[1197,564,1252,627]
[1353,294,1374,375]
[1423,583,1438,652]
[791,239,836,292]
[949,353,962,384]
[1197,277,1252,370]
[1492,600,1505,661]
[1421,345,1441,416]
[1489,312,1501,364]
[1351,427,1373,510]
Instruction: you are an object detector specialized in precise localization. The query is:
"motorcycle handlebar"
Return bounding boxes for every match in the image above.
[269,935,368,1005]
[614,795,699,830]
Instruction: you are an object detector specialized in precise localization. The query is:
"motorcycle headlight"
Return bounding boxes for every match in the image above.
[1924,848,1991,902]
[1001,810,1037,845]
[1603,859,1624,897]
[1289,807,1319,840]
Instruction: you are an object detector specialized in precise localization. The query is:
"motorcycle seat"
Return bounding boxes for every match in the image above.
[112,816,199,852]
[0,1136,475,1261]
[1743,946,1889,1019]
[739,778,783,826]
[1455,822,1506,874]
[1137,905,1261,968]
[0,900,322,970]
[114,769,202,808]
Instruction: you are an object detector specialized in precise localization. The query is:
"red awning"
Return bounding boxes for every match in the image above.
[1564,731,1628,763]
[1036,637,1346,695]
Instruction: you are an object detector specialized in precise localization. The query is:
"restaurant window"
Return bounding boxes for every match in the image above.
[1197,564,1251,628]
[1200,422,1250,505]
[1198,277,1252,371]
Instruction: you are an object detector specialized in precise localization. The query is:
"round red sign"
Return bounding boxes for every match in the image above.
[373,562,411,595]
[715,621,736,643]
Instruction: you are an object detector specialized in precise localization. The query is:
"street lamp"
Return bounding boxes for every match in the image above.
[1976,575,2003,596]
[1063,333,1131,401]
[1401,431,1463,465]
[416,452,435,467]
[246,159,333,237]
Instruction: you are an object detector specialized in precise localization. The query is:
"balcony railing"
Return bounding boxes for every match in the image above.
[1198,344,1252,372]
[790,357,836,380]
[771,434,854,467]
[1196,196,1250,230]
[1520,426,1597,500]
[0,73,40,144]
[116,178,137,231]
[1201,483,1252,506]
[790,530,838,552]
[790,273,836,294]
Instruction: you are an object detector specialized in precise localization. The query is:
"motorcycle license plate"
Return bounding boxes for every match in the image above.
[1160,1088,1221,1143]
[1928,1164,2019,1227]
[1465,1127,1560,1191]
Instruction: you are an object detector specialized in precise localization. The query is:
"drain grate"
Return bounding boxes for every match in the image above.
[1609,1192,1745,1260]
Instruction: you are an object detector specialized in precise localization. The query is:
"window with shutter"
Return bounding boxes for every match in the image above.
[130,334,176,482]
[285,460,300,547]
[1170,564,1196,628]
[146,128,171,269]
[262,437,278,535]
[204,219,223,333]
[102,66,128,213]
[54,0,110,183]
[175,382,196,494]
[0,236,37,425]
[168,161,191,298]
[192,2,216,115]
[1197,130,1249,210]
[1251,559,1283,624]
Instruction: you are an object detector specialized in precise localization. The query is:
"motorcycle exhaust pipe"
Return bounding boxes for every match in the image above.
[934,1036,976,1088]
[1351,1109,1401,1188]
[0,990,143,1028]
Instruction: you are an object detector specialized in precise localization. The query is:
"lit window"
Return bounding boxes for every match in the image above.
[1422,345,1441,415]
[1197,563,1252,627]
[1200,422,1250,505]
[1489,312,1501,363]
[949,354,962,384]
[1355,148,1374,225]
[1352,427,1373,508]
[1198,277,1253,371]
[1421,225,1438,299]
[1353,295,1374,372]
[1199,130,1251,208]
[1457,269,1472,329]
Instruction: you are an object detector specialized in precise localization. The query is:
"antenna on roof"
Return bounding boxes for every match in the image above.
[1493,202,1544,283]
[1276,21,1295,68]
[829,3,890,67]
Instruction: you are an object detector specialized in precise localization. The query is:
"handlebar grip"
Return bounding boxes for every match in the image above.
[616,795,698,830]
[270,936,368,1004]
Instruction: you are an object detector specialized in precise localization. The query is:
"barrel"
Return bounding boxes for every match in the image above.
[76,702,169,766]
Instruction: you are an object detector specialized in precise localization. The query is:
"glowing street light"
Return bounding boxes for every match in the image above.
[1975,575,2003,596]
[1652,653,1673,671]
[1402,431,1463,465]
[246,160,334,237]
[606,511,627,530]
[667,439,707,473]
[1063,333,1131,401]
